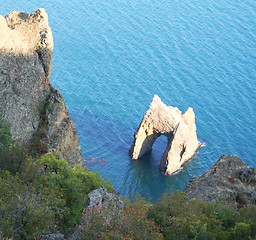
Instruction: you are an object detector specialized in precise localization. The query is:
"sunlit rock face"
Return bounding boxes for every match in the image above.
[0,9,83,167]
[130,95,201,175]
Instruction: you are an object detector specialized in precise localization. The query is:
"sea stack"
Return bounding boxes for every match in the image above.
[130,95,201,174]
[0,9,83,167]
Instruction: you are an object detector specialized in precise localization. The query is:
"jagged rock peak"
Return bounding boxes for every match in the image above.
[0,8,53,54]
[146,95,183,133]
[0,8,53,82]
[0,9,84,167]
[184,155,256,208]
[130,95,201,175]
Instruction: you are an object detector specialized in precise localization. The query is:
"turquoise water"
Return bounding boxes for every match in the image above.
[2,0,256,201]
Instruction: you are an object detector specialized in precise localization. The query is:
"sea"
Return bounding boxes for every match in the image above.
[2,0,256,202]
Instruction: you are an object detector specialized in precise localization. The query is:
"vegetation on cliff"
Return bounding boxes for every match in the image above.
[148,190,256,240]
[77,190,256,240]
[0,114,113,239]
[1,114,256,240]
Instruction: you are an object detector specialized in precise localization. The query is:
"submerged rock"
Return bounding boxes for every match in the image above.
[83,157,107,167]
[184,155,256,208]
[0,9,83,167]
[130,95,201,174]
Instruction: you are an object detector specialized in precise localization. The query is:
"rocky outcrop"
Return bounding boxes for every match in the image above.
[69,188,123,240]
[0,9,83,166]
[130,95,201,174]
[86,188,124,210]
[184,155,256,208]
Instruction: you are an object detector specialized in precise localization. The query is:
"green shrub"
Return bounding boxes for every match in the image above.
[216,205,241,229]
[37,153,114,227]
[148,190,235,240]
[0,147,114,238]
[232,222,251,240]
[0,170,65,239]
[147,190,188,227]
[239,205,256,238]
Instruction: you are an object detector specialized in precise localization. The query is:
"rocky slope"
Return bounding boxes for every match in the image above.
[0,9,83,166]
[130,95,201,174]
[184,155,256,208]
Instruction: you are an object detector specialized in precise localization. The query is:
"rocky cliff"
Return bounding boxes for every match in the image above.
[0,9,83,166]
[130,95,201,174]
[184,155,256,208]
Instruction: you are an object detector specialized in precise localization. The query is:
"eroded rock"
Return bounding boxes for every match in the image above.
[183,155,256,208]
[70,188,124,240]
[130,95,201,174]
[86,188,124,210]
[0,9,83,167]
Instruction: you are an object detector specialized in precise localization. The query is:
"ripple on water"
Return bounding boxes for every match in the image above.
[2,0,256,202]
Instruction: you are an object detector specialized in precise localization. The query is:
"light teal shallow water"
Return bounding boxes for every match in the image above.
[2,0,256,201]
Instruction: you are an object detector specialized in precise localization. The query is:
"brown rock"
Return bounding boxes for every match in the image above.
[183,155,256,208]
[130,95,201,174]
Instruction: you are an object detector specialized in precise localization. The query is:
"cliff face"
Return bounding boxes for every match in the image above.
[130,95,201,175]
[184,155,256,208]
[0,9,83,166]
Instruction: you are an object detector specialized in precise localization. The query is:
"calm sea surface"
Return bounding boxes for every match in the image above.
[2,0,256,201]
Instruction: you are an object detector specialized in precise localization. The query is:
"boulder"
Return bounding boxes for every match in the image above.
[86,188,123,210]
[130,95,201,174]
[0,9,84,167]
[183,155,256,208]
[69,188,123,240]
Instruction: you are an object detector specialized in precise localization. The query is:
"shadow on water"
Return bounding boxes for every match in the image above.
[123,151,199,202]
[123,139,202,202]
[71,108,135,157]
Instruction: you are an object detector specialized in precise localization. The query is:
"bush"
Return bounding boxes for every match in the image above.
[0,148,114,238]
[80,203,163,239]
[148,191,236,239]
[37,153,114,227]
[239,205,256,238]
[0,170,65,239]
[232,222,251,240]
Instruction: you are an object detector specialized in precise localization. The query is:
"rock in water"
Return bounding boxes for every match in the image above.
[130,95,201,174]
[184,155,256,208]
[0,9,83,167]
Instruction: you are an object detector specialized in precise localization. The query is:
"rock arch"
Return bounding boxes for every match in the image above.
[129,95,201,175]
